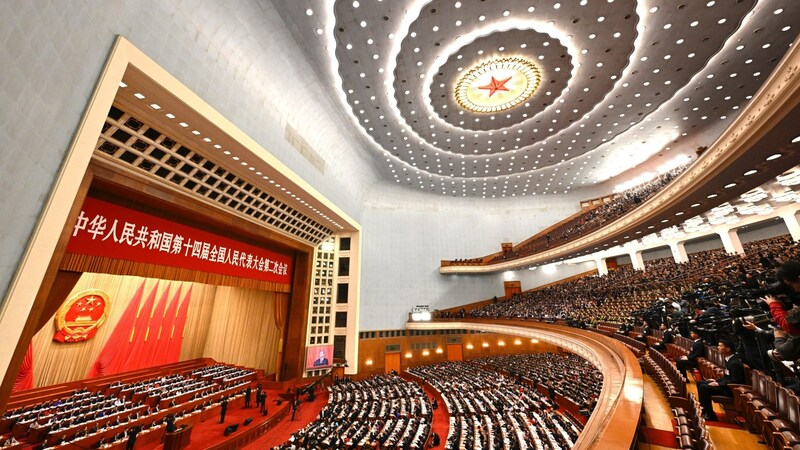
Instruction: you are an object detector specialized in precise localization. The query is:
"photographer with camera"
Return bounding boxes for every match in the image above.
[761,260,800,362]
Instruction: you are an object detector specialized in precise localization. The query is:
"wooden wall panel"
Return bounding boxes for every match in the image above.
[357,332,562,374]
[446,344,463,362]
[384,353,401,374]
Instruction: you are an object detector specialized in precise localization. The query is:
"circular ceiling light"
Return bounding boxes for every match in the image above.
[454,57,541,114]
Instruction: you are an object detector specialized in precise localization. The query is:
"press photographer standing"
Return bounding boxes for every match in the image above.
[762,260,800,361]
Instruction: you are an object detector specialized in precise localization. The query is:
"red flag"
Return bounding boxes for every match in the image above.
[87,281,145,377]
[167,285,193,363]
[122,281,159,372]
[13,343,34,391]
[152,285,181,366]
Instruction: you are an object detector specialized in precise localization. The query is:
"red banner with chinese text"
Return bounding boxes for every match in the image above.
[67,197,293,284]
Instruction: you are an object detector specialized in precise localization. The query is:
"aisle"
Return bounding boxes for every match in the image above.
[422,386,450,446]
[241,391,329,449]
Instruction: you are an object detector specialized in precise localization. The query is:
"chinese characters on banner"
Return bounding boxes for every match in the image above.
[67,197,293,284]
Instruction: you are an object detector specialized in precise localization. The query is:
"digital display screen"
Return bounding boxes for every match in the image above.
[306,345,333,370]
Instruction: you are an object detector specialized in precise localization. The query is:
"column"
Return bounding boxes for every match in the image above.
[781,211,800,242]
[628,250,645,271]
[718,228,744,255]
[593,256,608,276]
[669,242,689,264]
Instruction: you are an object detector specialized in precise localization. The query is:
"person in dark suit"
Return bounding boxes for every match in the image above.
[126,425,141,450]
[431,431,440,446]
[676,328,704,381]
[313,349,329,367]
[244,386,252,409]
[165,415,178,433]
[696,338,746,421]
[219,397,228,424]
[652,323,674,352]
[259,391,267,415]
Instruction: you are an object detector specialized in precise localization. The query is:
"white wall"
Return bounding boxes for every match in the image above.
[358,183,591,329]
[739,219,791,243]
[0,0,378,305]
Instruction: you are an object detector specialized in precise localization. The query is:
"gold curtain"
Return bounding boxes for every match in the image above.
[200,287,284,374]
[31,273,286,388]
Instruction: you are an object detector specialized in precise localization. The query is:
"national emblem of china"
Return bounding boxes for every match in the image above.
[53,289,110,342]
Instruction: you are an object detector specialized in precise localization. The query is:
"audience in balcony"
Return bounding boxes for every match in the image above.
[470,235,799,328]
[480,166,688,264]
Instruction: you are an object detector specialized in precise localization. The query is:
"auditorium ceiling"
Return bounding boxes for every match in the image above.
[273,0,799,198]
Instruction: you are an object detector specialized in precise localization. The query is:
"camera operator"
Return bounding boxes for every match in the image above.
[761,260,800,361]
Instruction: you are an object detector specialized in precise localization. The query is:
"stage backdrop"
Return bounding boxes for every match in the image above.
[30,272,287,388]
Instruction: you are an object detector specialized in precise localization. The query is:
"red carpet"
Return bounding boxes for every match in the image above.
[183,391,281,450]
[423,386,450,446]
[639,426,679,448]
[241,390,329,449]
[135,388,287,450]
[704,412,742,429]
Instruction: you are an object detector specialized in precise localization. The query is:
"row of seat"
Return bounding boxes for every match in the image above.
[672,393,713,450]
[610,333,646,358]
[643,351,687,400]
[731,370,800,450]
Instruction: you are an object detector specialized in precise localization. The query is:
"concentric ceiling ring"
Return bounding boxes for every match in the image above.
[427,28,574,133]
[322,0,772,197]
[454,57,541,114]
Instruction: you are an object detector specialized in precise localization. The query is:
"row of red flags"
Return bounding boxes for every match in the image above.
[88,281,193,377]
[14,281,193,391]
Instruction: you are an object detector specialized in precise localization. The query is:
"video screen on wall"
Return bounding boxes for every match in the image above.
[306,344,334,370]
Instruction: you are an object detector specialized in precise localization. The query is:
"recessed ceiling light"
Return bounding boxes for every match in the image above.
[133,92,145,99]
[744,169,757,176]
[724,183,736,188]
[305,8,313,16]
[165,113,175,119]
[119,81,127,88]
[315,29,323,35]
[766,154,782,161]
[707,193,718,198]
[179,122,189,128]
[149,103,161,110]
[791,135,800,143]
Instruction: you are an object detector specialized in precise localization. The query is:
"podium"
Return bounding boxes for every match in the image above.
[163,424,192,450]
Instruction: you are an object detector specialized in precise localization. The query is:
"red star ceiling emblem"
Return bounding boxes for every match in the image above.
[478,76,512,97]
